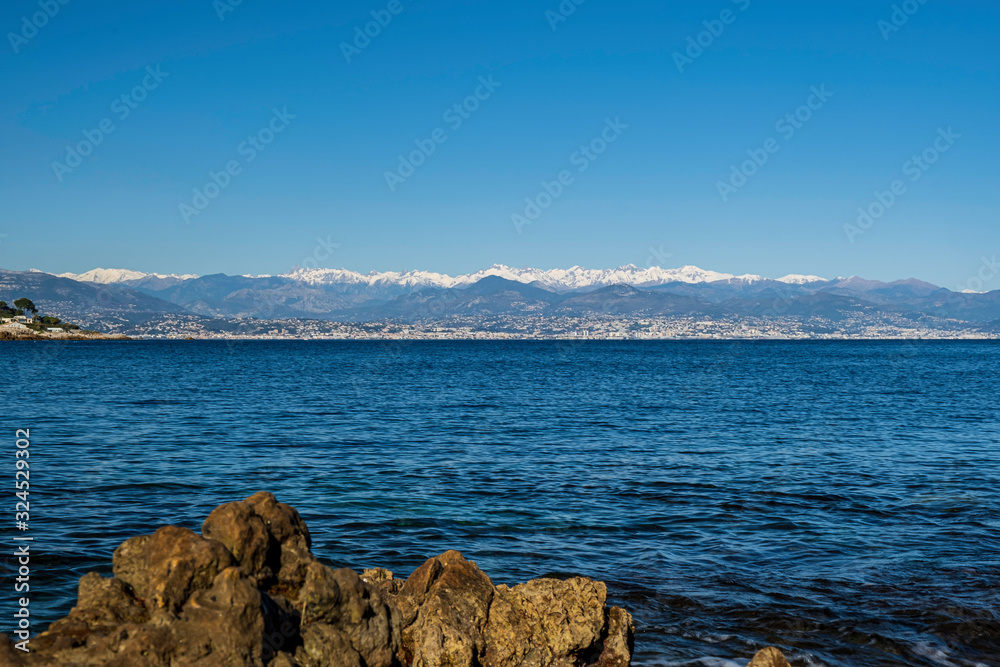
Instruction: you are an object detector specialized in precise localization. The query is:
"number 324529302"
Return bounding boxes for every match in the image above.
[15,428,29,515]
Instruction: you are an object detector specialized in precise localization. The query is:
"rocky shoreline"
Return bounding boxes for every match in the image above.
[0,324,129,341]
[1,493,791,666]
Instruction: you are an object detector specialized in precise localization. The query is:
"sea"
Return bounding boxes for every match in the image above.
[2,340,998,666]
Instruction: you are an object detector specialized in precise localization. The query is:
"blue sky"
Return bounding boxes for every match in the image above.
[1,0,997,287]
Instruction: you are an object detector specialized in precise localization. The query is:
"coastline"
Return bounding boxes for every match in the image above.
[99,312,1000,340]
[0,324,130,341]
[133,334,998,341]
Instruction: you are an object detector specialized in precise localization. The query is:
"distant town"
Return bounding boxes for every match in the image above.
[112,313,997,341]
[3,265,999,341]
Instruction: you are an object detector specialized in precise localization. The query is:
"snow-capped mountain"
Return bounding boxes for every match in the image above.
[280,264,782,292]
[58,268,199,284]
[60,264,825,292]
[776,274,827,285]
[10,264,998,329]
[283,267,462,290]
[60,263,812,291]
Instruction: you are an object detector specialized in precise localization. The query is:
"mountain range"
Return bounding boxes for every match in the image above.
[1,264,998,333]
[59,264,827,292]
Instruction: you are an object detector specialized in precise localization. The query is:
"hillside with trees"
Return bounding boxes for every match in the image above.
[0,294,128,340]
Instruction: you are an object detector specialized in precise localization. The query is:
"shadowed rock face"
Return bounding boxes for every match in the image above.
[113,525,237,612]
[0,493,648,667]
[395,550,496,666]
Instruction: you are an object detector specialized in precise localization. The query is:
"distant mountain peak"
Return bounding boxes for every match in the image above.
[56,264,835,292]
[59,268,199,284]
[277,264,779,291]
[8,265,996,332]
[777,274,827,285]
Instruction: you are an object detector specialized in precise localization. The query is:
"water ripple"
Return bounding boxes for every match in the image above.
[2,340,999,666]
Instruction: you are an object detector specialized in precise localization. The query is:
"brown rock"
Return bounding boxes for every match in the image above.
[270,652,301,667]
[244,492,310,544]
[245,491,315,590]
[0,634,24,664]
[171,566,270,665]
[22,571,151,661]
[396,550,495,667]
[594,606,635,667]
[0,494,635,667]
[297,623,362,667]
[112,525,235,612]
[362,567,404,596]
[202,500,274,584]
[23,568,279,667]
[59,572,148,630]
[393,556,442,627]
[747,646,792,667]
[484,577,607,667]
[100,624,177,667]
[299,562,400,667]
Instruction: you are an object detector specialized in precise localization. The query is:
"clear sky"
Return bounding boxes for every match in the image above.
[1,0,997,287]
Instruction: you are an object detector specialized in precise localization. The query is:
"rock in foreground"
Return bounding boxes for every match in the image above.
[746,646,792,667]
[0,492,635,666]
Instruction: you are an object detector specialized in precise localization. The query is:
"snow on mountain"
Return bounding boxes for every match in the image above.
[283,267,462,290]
[58,264,830,291]
[280,264,769,291]
[59,268,199,283]
[776,274,827,285]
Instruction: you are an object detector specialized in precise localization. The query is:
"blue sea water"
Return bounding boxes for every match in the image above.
[2,340,999,666]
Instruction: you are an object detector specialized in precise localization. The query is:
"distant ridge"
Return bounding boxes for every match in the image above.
[58,268,199,283]
[57,263,834,291]
[5,266,999,335]
[0,268,190,329]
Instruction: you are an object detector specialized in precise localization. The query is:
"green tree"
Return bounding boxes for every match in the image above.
[13,298,37,317]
